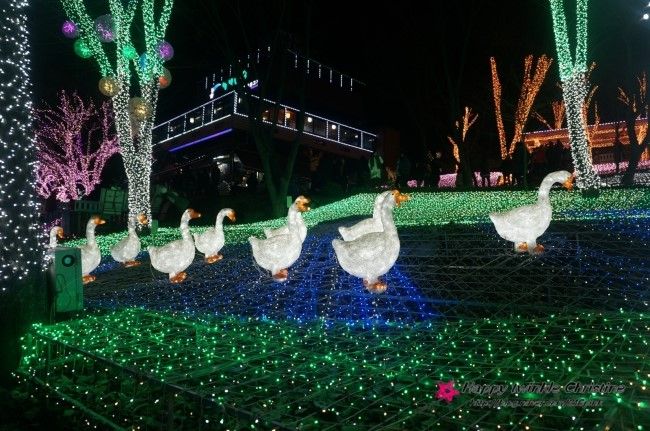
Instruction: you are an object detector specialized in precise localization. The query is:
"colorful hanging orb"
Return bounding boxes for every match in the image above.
[61,20,79,39]
[98,76,120,97]
[158,68,172,89]
[138,53,148,71]
[73,39,93,58]
[156,40,174,61]
[121,44,138,61]
[128,97,152,121]
[94,14,116,43]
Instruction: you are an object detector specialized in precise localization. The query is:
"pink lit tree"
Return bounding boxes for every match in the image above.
[35,91,120,202]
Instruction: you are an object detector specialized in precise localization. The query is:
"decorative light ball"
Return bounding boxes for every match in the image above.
[98,77,120,97]
[121,44,138,61]
[73,39,93,58]
[158,68,172,89]
[94,14,116,43]
[138,53,148,71]
[156,40,174,61]
[61,20,79,39]
[128,97,152,121]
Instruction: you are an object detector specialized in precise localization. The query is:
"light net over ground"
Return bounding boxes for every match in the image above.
[19,190,650,430]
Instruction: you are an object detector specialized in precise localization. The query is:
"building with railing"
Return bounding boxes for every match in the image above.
[152,44,377,191]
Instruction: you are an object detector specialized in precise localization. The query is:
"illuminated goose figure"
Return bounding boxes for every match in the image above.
[332,190,409,293]
[110,214,148,267]
[193,208,236,263]
[148,209,201,283]
[489,170,574,255]
[264,196,310,243]
[48,226,64,249]
[338,191,391,241]
[249,196,310,282]
[80,216,106,284]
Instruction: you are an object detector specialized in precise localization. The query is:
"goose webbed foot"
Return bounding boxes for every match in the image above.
[205,254,223,264]
[273,268,288,282]
[516,242,528,253]
[364,279,387,294]
[170,272,187,283]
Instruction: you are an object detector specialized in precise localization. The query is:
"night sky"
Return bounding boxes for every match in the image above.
[29,0,650,157]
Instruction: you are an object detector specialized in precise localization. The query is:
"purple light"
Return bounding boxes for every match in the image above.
[157,41,174,61]
[168,128,233,153]
[61,20,79,39]
[94,14,116,43]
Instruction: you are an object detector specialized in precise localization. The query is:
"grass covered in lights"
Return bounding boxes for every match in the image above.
[65,188,650,256]
[19,308,649,430]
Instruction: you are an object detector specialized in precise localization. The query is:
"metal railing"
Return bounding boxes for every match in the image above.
[153,91,376,152]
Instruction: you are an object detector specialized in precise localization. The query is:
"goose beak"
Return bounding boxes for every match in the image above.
[95,218,106,225]
[297,196,311,212]
[563,175,574,191]
[227,211,236,222]
[188,209,201,219]
[57,228,64,239]
[138,214,148,225]
[392,190,410,207]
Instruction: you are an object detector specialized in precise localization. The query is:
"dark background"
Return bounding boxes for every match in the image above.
[29,0,650,159]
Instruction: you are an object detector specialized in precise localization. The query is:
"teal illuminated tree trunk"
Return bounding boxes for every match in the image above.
[548,0,600,190]
[59,0,174,222]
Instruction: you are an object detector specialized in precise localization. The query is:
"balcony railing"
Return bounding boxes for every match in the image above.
[153,91,376,152]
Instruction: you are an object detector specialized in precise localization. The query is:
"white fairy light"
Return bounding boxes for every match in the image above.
[0,0,44,285]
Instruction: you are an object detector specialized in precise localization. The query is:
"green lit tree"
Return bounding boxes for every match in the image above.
[59,0,174,222]
[548,0,600,190]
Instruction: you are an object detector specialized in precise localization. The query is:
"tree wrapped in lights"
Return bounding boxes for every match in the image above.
[533,100,566,130]
[35,92,120,203]
[534,63,600,151]
[0,0,42,285]
[447,106,478,187]
[490,55,553,160]
[59,0,174,222]
[548,0,600,189]
[618,72,650,185]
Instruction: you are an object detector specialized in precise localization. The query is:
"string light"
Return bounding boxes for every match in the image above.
[17,308,648,429]
[0,0,43,284]
[617,73,649,184]
[512,55,553,152]
[491,55,552,159]
[490,57,507,159]
[35,91,120,202]
[447,107,478,166]
[548,0,600,190]
[59,0,175,222]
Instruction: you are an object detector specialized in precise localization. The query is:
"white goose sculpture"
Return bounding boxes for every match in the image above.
[48,226,64,249]
[249,196,310,282]
[489,170,574,254]
[110,214,148,267]
[264,196,310,243]
[148,208,201,283]
[80,216,106,284]
[193,208,236,263]
[338,191,391,241]
[333,190,409,293]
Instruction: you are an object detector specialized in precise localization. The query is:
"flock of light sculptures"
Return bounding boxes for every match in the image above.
[48,171,574,293]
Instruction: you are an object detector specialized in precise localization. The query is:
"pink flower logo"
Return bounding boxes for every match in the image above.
[436,380,460,403]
